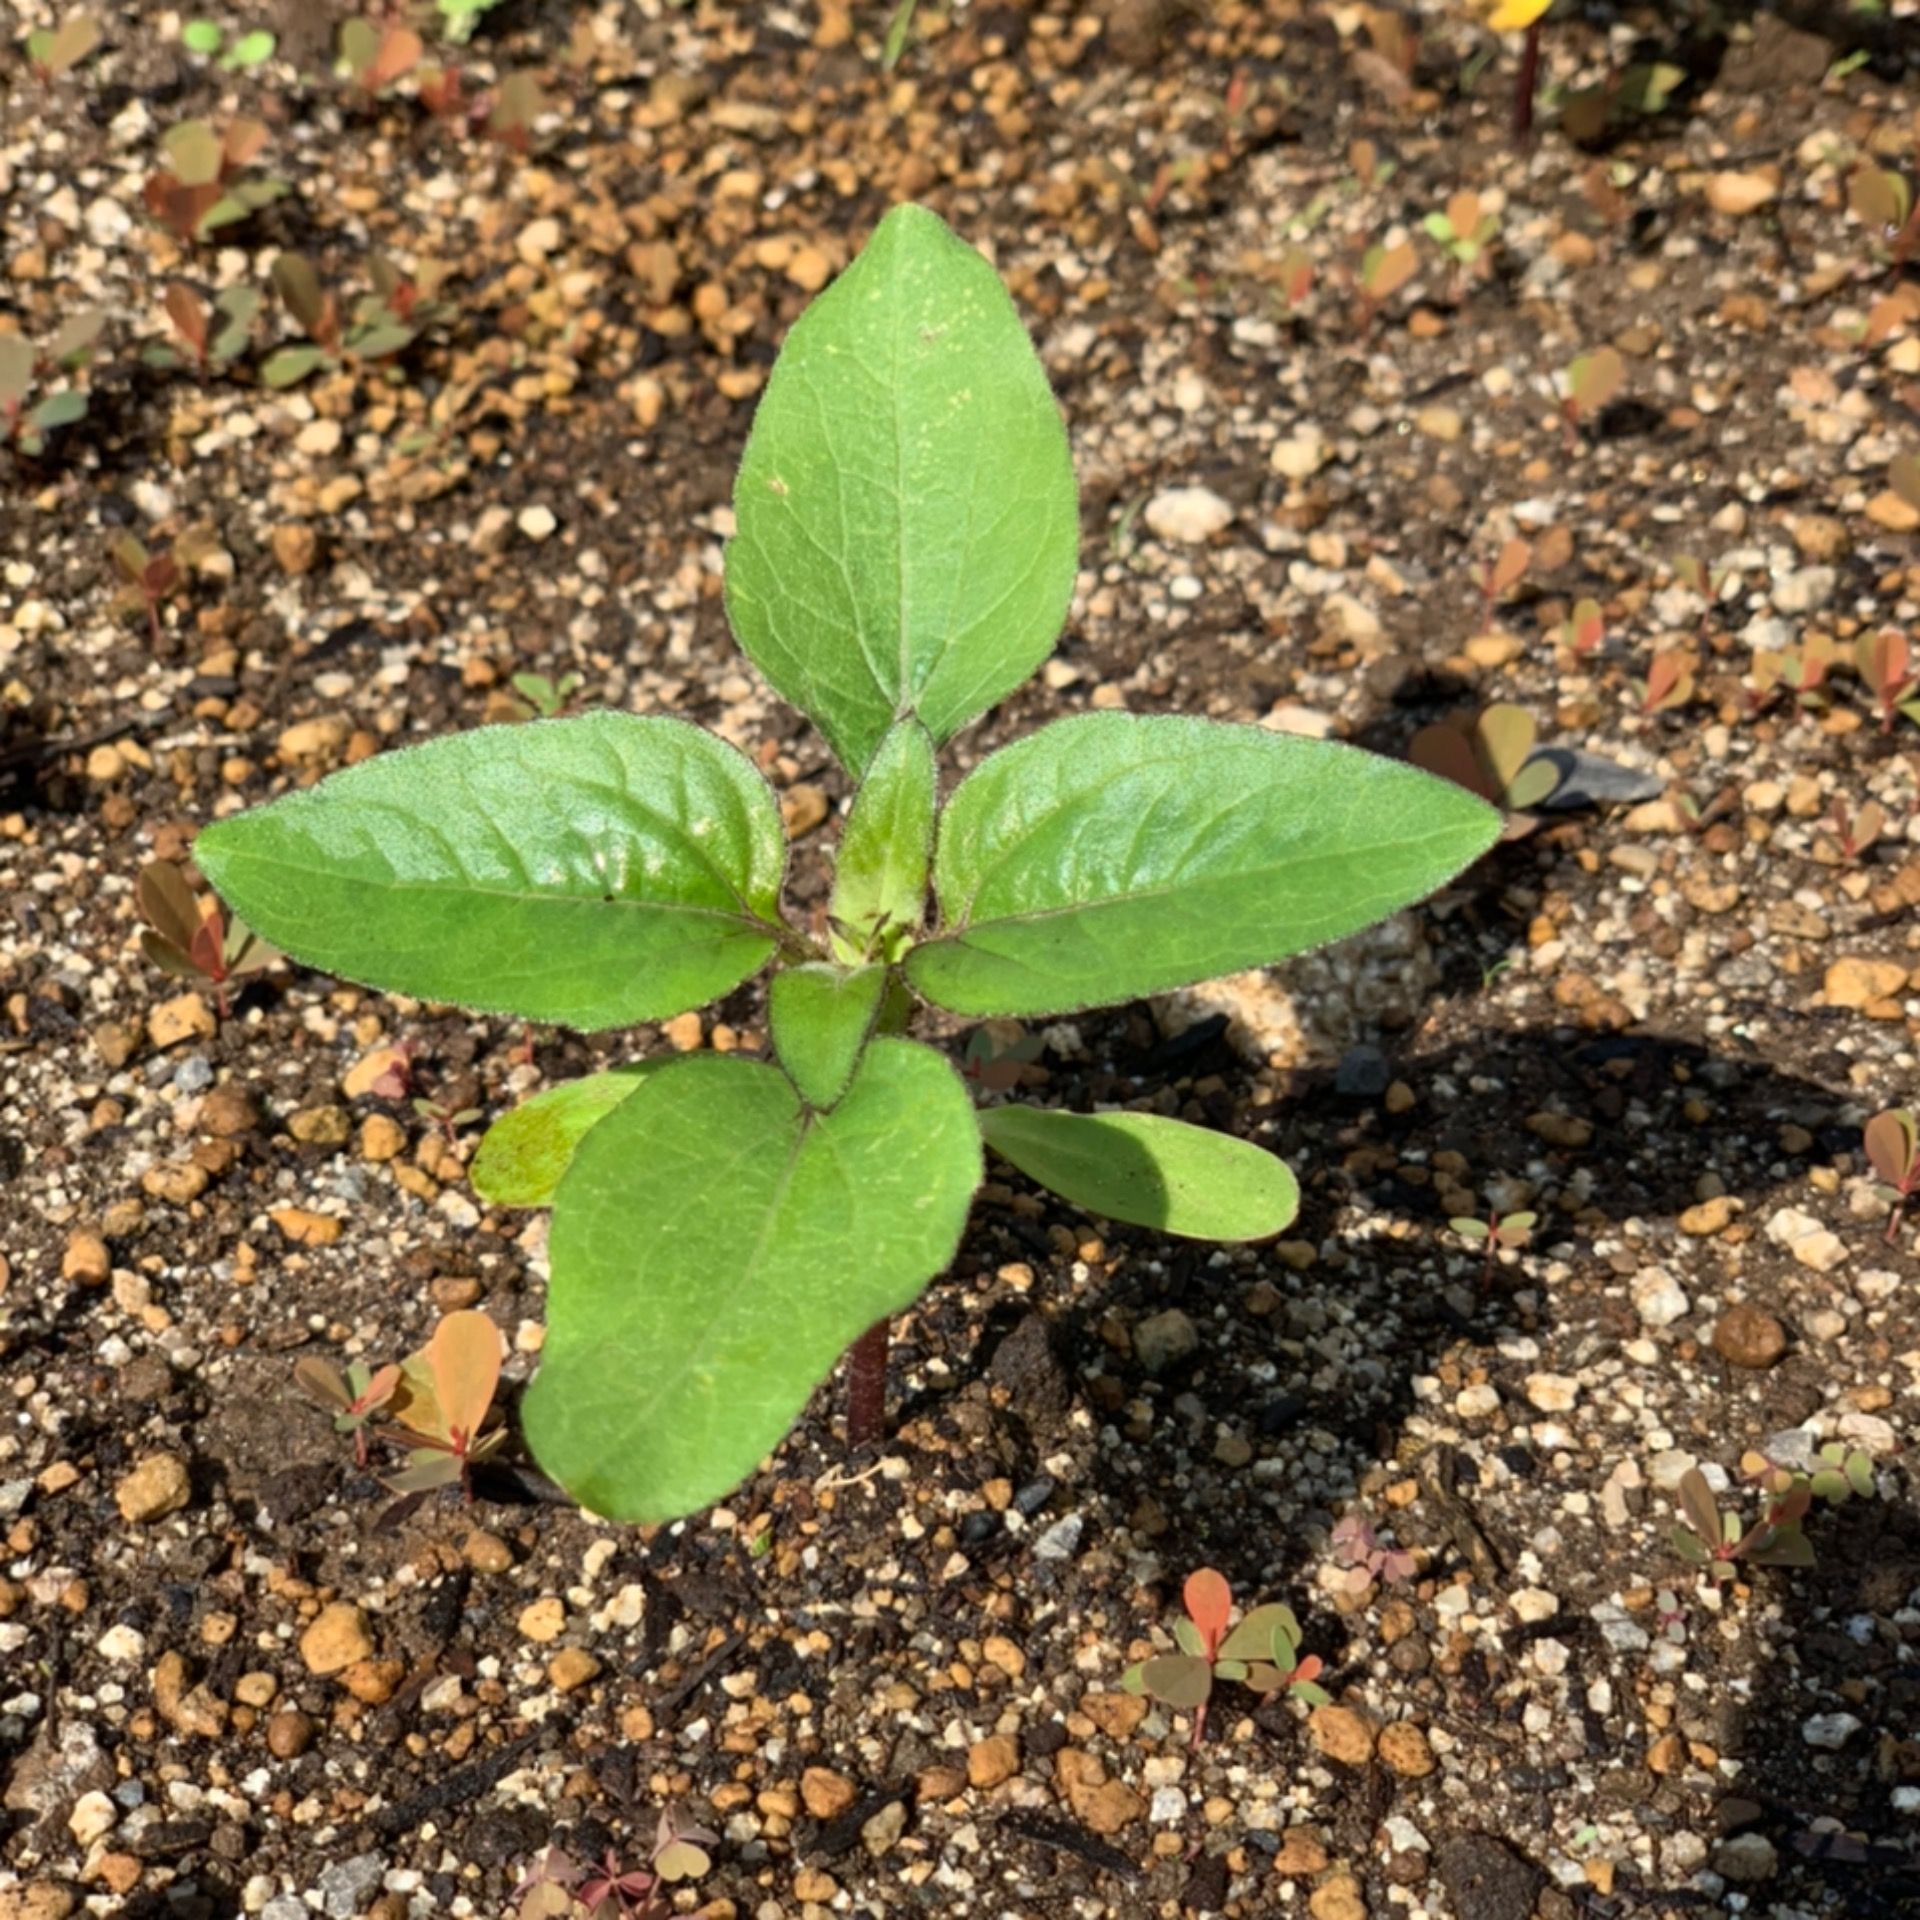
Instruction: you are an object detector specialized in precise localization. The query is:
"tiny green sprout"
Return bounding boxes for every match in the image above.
[1670,1466,1814,1584]
[436,0,508,46]
[192,205,1499,1526]
[24,12,101,82]
[1747,637,1834,717]
[508,671,583,721]
[1422,188,1501,277]
[1449,1206,1536,1292]
[182,20,276,69]
[1120,1569,1328,1747]
[1634,651,1696,717]
[413,1090,482,1144]
[135,857,278,1018]
[109,533,182,649]
[882,0,921,71]
[294,1356,401,1467]
[1808,1443,1877,1505]
[1863,1107,1919,1243]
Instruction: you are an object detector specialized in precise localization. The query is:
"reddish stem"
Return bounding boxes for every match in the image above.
[1514,22,1541,144]
[845,1317,890,1449]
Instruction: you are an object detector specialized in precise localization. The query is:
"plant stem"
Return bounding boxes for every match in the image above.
[845,1318,890,1449]
[1513,23,1541,144]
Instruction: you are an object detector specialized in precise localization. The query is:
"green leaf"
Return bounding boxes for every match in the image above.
[907,714,1501,1017]
[725,204,1078,776]
[469,1066,660,1206]
[259,344,328,388]
[1217,1603,1302,1664]
[769,963,886,1110]
[522,1040,982,1522]
[1138,1654,1213,1710]
[182,19,224,54]
[222,28,276,68]
[194,712,787,1031]
[25,390,87,432]
[979,1105,1298,1242]
[829,718,935,963]
[163,120,223,188]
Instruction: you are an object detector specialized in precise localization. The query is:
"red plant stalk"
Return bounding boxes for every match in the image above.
[846,1317,889,1449]
[1514,22,1541,143]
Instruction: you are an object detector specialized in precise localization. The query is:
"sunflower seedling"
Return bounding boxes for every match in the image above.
[193,205,1498,1526]
[1864,1107,1920,1243]
[1121,1569,1328,1746]
[136,858,277,1017]
[1670,1466,1813,1583]
[295,1356,401,1468]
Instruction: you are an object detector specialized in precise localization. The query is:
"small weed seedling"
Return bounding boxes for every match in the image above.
[1821,796,1886,867]
[1748,639,1834,718]
[1121,1569,1328,1746]
[508,670,582,721]
[294,1356,400,1467]
[339,17,426,95]
[24,12,100,82]
[1450,1205,1536,1291]
[438,0,509,44]
[144,118,286,244]
[1356,237,1418,332]
[515,1810,715,1920]
[1411,703,1557,816]
[1671,1466,1813,1583]
[1562,346,1625,448]
[109,534,184,649]
[1328,1514,1418,1597]
[181,19,276,69]
[262,252,444,388]
[1423,189,1500,287]
[0,313,104,457]
[1557,597,1604,658]
[1634,651,1696,717]
[377,1309,507,1501]
[1743,1443,1876,1508]
[195,205,1499,1525]
[136,858,277,1017]
[413,1089,482,1144]
[1864,1107,1920,1243]
[1855,629,1920,733]
[148,283,262,377]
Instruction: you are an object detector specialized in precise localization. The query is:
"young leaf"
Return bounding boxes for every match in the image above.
[260,344,329,388]
[725,204,1079,776]
[469,1066,661,1207]
[828,718,935,964]
[1567,346,1625,416]
[164,120,224,189]
[906,713,1501,1017]
[769,963,887,1111]
[1136,1653,1213,1709]
[1217,1602,1301,1665]
[979,1105,1299,1241]
[1677,1468,1722,1552]
[1864,1108,1916,1188]
[1183,1568,1233,1654]
[521,1041,982,1522]
[193,714,787,1031]
[421,1309,502,1449]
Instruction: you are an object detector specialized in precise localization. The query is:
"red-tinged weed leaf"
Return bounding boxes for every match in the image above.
[1183,1567,1233,1655]
[425,1308,502,1447]
[1865,1109,1917,1190]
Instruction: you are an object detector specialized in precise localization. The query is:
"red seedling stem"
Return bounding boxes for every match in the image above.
[1514,23,1541,145]
[845,1317,889,1449]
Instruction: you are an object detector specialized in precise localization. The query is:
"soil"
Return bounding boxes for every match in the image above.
[4,4,1920,1920]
